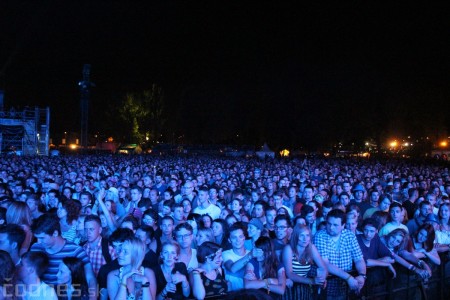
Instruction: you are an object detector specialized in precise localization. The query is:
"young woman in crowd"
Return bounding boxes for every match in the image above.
[411,223,441,265]
[6,201,33,255]
[245,236,286,299]
[190,242,228,299]
[56,257,90,300]
[107,237,156,300]
[196,226,215,247]
[282,225,327,300]
[435,203,450,251]
[153,241,190,300]
[212,218,230,249]
[380,228,431,279]
[57,199,81,243]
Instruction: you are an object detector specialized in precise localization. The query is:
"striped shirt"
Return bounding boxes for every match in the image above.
[30,240,90,285]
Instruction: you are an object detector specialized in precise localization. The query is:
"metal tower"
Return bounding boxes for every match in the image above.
[78,64,94,150]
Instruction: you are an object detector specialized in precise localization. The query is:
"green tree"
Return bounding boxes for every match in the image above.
[118,84,164,144]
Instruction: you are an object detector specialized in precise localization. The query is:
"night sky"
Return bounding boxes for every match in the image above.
[1,2,449,149]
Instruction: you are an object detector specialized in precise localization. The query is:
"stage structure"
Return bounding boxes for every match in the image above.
[0,106,50,155]
[79,64,94,150]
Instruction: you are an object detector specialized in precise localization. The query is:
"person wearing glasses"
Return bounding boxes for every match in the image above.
[272,214,292,261]
[174,222,198,272]
[190,242,228,299]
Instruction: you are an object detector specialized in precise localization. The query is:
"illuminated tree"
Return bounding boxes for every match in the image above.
[118,84,165,144]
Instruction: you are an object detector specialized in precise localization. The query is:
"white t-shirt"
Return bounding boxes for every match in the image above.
[222,249,249,291]
[23,282,58,300]
[193,203,221,220]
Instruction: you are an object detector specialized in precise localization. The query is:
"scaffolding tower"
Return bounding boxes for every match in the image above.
[0,107,50,156]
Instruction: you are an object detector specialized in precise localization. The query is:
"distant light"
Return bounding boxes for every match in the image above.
[389,140,398,148]
[280,149,290,157]
[441,141,448,147]
[69,144,78,150]
[365,142,369,146]
[403,143,409,147]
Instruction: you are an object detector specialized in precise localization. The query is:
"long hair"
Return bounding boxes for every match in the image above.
[415,223,435,252]
[123,237,146,270]
[255,236,278,279]
[289,225,313,264]
[6,201,32,226]
[60,199,81,224]
[212,219,229,245]
[385,228,410,252]
[59,257,89,300]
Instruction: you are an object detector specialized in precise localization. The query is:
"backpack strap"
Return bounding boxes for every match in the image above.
[101,237,112,263]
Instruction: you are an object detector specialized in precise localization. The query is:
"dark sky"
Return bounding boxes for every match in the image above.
[1,2,449,148]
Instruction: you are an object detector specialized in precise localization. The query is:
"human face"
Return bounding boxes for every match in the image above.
[322,206,332,219]
[0,233,13,253]
[346,217,358,233]
[34,232,56,249]
[247,224,260,239]
[266,210,276,226]
[212,222,223,237]
[229,229,245,249]
[379,198,391,211]
[297,229,311,248]
[80,194,90,207]
[161,244,178,266]
[161,219,174,236]
[198,190,209,204]
[57,203,67,219]
[117,241,132,266]
[363,225,377,242]
[182,200,191,213]
[56,262,71,284]
[202,216,212,228]
[275,220,289,240]
[326,216,344,237]
[417,229,428,243]
[339,195,350,206]
[206,248,223,268]
[343,183,351,193]
[196,231,209,246]
[390,207,403,222]
[173,207,184,221]
[387,234,403,249]
[175,228,193,248]
[130,189,141,202]
[420,204,432,218]
[26,198,37,212]
[305,212,316,225]
[440,205,450,219]
[231,200,241,212]
[85,220,102,243]
[254,205,264,218]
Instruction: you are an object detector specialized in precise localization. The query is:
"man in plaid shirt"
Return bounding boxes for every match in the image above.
[83,215,117,276]
[314,209,367,300]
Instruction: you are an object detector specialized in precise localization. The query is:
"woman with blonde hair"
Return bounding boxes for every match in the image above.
[282,225,327,300]
[6,201,33,255]
[107,237,156,300]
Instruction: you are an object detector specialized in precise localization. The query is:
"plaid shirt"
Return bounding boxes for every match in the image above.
[83,237,117,276]
[313,229,363,296]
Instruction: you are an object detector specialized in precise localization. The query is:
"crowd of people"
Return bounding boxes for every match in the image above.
[0,154,449,300]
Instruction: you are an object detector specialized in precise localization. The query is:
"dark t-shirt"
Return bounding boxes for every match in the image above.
[97,258,154,290]
[154,262,188,299]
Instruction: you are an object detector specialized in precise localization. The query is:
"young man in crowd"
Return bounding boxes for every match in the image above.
[272,214,291,260]
[30,214,97,300]
[193,186,221,220]
[83,215,117,276]
[0,224,26,266]
[314,209,366,300]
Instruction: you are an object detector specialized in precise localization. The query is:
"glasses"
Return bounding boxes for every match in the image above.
[275,226,288,230]
[143,217,155,224]
[175,233,192,240]
[206,249,223,260]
